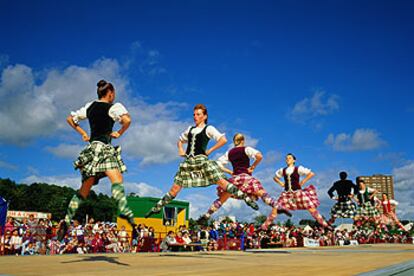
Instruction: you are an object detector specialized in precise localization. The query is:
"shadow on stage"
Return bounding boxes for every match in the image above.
[61,255,130,266]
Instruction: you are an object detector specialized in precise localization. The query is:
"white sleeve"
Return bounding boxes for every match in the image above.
[70,101,93,124]
[390,199,398,206]
[108,103,128,122]
[298,165,311,176]
[245,147,260,159]
[367,187,375,193]
[206,125,225,142]
[275,168,284,178]
[179,126,192,143]
[217,151,230,168]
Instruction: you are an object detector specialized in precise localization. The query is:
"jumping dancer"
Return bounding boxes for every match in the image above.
[327,171,357,225]
[145,104,258,218]
[379,193,406,232]
[354,180,380,223]
[273,153,331,229]
[199,133,291,228]
[58,80,135,240]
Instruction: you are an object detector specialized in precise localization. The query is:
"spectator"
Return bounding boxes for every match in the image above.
[198,226,210,245]
[20,229,34,255]
[160,231,176,252]
[9,229,22,255]
[4,217,14,233]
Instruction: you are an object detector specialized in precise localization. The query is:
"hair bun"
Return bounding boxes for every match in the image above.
[97,80,107,88]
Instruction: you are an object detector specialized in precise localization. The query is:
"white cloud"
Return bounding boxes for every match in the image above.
[262,150,283,166]
[124,182,163,198]
[46,143,85,159]
[289,90,339,122]
[181,191,261,220]
[393,161,414,219]
[0,59,128,145]
[393,161,414,192]
[325,128,386,152]
[122,100,190,165]
[0,56,193,165]
[181,192,213,219]
[22,174,81,190]
[0,160,17,171]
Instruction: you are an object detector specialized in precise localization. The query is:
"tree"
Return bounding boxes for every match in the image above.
[254,214,267,226]
[285,219,293,227]
[0,178,118,222]
[299,219,317,227]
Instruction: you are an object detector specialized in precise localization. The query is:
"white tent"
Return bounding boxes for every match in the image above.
[335,223,355,232]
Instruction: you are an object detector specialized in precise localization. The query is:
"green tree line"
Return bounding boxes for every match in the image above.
[0,178,117,223]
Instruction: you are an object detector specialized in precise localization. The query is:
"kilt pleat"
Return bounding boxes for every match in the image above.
[356,202,380,218]
[276,185,320,210]
[330,199,357,218]
[174,155,225,188]
[380,212,398,225]
[217,173,264,197]
[74,141,126,184]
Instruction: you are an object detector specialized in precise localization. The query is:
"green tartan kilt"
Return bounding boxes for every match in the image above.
[356,201,380,218]
[330,199,357,218]
[174,155,226,188]
[74,141,127,184]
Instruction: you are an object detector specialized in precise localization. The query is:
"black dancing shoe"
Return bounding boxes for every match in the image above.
[277,208,293,217]
[144,208,160,218]
[57,220,68,241]
[244,197,259,210]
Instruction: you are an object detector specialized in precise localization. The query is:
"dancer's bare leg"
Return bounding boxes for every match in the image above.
[216,179,258,210]
[203,192,232,219]
[145,183,182,218]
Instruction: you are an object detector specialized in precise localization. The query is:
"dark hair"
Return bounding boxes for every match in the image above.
[193,103,208,123]
[286,153,296,160]
[97,80,114,99]
[358,179,365,184]
[339,171,347,180]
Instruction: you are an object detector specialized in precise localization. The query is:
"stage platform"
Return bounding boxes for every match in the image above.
[0,244,413,275]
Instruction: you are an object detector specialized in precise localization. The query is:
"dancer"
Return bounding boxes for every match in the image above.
[273,153,331,229]
[327,171,357,225]
[58,80,135,240]
[379,193,406,232]
[145,104,258,218]
[354,180,380,223]
[199,133,291,228]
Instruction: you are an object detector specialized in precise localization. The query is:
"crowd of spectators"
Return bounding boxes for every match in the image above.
[1,216,412,256]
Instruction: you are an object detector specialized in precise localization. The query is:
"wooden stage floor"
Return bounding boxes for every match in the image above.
[0,244,413,275]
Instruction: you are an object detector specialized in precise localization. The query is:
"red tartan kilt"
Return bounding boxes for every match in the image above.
[380,212,397,225]
[217,173,264,197]
[276,185,320,210]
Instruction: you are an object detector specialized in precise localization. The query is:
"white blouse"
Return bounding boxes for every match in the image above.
[179,125,225,143]
[71,101,128,124]
[275,165,311,178]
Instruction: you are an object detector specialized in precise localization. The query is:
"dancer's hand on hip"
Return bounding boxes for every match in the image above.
[110,131,121,139]
[82,134,90,142]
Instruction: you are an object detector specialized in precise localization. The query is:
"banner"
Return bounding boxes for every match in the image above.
[7,210,51,220]
[303,237,320,247]
[0,196,7,226]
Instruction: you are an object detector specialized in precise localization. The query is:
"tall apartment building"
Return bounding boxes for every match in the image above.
[356,174,394,199]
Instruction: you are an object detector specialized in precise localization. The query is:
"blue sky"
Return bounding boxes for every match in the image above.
[0,0,413,222]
